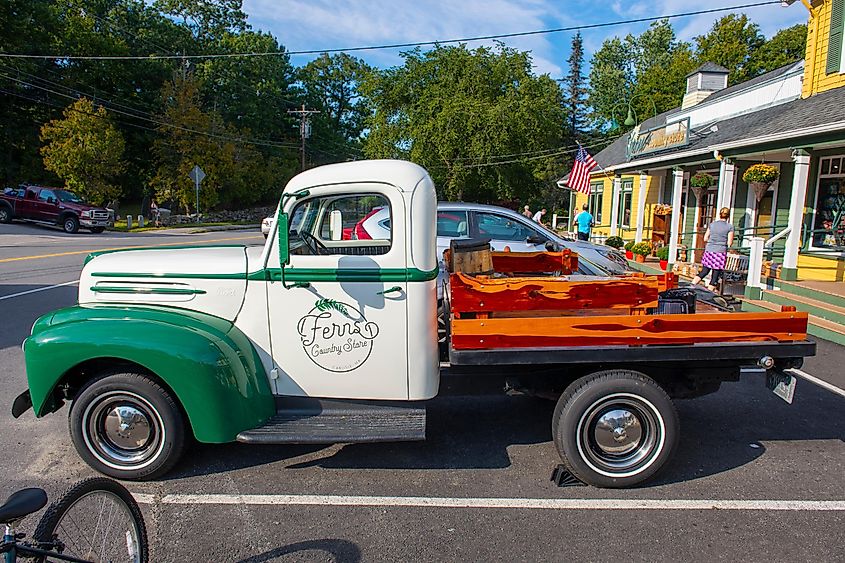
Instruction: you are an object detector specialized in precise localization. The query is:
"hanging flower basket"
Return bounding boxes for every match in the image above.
[742,164,779,202]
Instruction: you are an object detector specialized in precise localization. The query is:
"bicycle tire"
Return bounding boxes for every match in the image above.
[33,477,148,563]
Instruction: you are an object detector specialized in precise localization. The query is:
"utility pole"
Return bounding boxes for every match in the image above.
[288,104,320,171]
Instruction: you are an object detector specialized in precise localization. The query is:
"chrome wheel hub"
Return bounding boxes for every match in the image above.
[594,409,642,455]
[104,406,151,449]
[83,391,163,468]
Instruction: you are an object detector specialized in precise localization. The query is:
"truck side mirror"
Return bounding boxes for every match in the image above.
[277,213,290,266]
[329,210,343,241]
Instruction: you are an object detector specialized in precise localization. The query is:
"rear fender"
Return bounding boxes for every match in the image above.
[23,305,275,443]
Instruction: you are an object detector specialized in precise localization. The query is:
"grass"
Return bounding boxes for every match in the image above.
[108,219,258,232]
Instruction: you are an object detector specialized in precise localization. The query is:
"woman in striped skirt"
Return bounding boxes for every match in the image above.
[692,207,735,292]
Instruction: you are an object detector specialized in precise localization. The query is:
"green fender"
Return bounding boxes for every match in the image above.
[23,304,275,443]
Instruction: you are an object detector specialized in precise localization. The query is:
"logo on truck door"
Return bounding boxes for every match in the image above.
[297,298,380,372]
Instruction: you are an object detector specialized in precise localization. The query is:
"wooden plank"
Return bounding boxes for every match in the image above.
[449,274,660,313]
[450,311,809,349]
[490,250,578,275]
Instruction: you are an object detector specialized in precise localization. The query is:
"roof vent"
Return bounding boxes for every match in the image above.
[682,62,729,109]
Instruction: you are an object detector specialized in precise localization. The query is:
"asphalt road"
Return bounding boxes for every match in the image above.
[1,221,843,562]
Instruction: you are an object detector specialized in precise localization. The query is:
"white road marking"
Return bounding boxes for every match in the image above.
[787,368,845,399]
[0,280,78,301]
[132,494,845,511]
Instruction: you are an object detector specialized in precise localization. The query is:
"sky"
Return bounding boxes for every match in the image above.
[241,0,809,77]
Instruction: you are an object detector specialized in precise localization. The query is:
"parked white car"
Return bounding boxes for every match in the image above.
[261,215,274,238]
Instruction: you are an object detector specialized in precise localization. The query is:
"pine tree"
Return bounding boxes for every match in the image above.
[563,32,588,138]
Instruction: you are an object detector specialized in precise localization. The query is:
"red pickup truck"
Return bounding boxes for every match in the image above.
[0,185,111,234]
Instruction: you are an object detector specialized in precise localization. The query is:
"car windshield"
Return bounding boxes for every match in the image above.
[56,189,85,203]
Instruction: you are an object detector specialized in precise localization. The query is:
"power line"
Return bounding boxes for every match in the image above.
[0,2,782,60]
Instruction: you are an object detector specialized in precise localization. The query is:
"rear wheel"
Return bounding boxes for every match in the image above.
[552,370,679,488]
[69,371,186,480]
[0,206,11,223]
[62,215,79,234]
[34,477,148,562]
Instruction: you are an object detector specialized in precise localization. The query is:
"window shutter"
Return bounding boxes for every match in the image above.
[827,0,845,74]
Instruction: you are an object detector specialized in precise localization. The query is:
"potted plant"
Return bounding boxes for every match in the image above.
[656,245,670,270]
[689,172,716,203]
[742,163,779,202]
[605,235,624,249]
[630,242,651,263]
[624,240,635,260]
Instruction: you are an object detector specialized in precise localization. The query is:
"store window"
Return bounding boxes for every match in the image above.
[589,183,604,224]
[618,180,633,229]
[812,156,845,250]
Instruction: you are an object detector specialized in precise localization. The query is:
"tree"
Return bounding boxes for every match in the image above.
[752,24,807,73]
[362,44,565,203]
[40,98,127,205]
[562,32,588,138]
[153,0,246,44]
[694,14,765,84]
[298,53,373,164]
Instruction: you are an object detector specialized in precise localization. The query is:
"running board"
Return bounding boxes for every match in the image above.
[236,398,426,444]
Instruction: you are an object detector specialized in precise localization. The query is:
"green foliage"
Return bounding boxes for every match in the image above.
[605,236,624,249]
[40,98,127,205]
[742,163,779,184]
[690,173,716,188]
[315,298,349,317]
[563,32,588,138]
[630,242,652,256]
[751,24,807,73]
[656,246,670,261]
[624,240,635,251]
[362,44,566,203]
[694,14,765,84]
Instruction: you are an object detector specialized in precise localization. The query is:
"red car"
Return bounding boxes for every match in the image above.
[0,185,111,234]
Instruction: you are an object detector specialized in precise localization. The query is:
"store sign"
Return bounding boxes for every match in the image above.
[626,118,690,160]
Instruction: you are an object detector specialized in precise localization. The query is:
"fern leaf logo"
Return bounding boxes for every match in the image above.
[315,298,349,317]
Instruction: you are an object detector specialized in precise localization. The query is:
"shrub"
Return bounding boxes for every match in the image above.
[624,240,635,251]
[690,173,716,188]
[605,236,624,249]
[631,242,652,256]
[742,163,779,184]
[656,246,670,260]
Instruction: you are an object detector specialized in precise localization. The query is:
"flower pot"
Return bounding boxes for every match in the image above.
[749,181,771,202]
[659,259,668,270]
[635,254,646,263]
[625,250,633,259]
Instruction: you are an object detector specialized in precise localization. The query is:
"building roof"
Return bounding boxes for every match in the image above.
[685,62,730,78]
[695,61,801,105]
[591,84,845,172]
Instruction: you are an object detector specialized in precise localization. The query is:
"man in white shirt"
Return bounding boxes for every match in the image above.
[532,208,546,224]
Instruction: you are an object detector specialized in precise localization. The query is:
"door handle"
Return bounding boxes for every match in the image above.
[377,286,402,296]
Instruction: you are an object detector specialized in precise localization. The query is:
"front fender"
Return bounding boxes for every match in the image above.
[23,305,275,443]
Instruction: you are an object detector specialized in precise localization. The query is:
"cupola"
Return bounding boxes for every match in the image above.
[681,62,729,109]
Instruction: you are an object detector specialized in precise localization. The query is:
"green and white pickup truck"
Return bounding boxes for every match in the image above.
[12,160,814,488]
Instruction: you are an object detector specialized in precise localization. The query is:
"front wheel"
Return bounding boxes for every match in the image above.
[69,371,186,480]
[62,215,79,234]
[34,477,148,562]
[552,370,679,488]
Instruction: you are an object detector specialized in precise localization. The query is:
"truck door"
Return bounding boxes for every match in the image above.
[35,188,59,222]
[20,188,39,219]
[267,187,410,400]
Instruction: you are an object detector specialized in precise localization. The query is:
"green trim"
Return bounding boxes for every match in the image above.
[780,267,799,281]
[744,286,764,300]
[93,266,439,283]
[24,304,274,443]
[90,286,207,295]
[763,290,845,326]
[828,0,844,75]
[774,279,845,310]
[85,244,246,265]
[741,300,845,346]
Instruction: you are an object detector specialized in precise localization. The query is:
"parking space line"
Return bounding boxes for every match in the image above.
[0,280,78,301]
[133,494,845,511]
[788,368,845,399]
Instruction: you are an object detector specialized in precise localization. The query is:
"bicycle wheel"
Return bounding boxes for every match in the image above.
[33,477,148,563]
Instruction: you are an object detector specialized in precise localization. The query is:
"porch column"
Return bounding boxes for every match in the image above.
[668,168,685,266]
[717,158,736,211]
[610,175,622,236]
[782,150,811,281]
[635,172,648,243]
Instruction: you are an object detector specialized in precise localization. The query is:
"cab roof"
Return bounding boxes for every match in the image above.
[283,160,431,195]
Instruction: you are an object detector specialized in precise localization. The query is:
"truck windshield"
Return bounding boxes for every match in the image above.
[56,190,85,203]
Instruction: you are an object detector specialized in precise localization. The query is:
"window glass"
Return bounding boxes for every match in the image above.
[589,185,604,224]
[619,182,633,228]
[37,189,56,202]
[821,158,831,175]
[25,189,37,200]
[813,177,845,249]
[289,194,391,256]
[437,210,469,238]
[475,212,539,241]
[831,157,841,175]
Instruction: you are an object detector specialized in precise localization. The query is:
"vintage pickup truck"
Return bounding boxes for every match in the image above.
[12,160,815,488]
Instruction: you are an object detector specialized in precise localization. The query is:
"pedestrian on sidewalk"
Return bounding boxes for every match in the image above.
[532,208,547,224]
[692,207,735,291]
[522,205,533,218]
[575,203,593,241]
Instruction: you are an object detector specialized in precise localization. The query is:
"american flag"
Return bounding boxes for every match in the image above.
[566,143,598,195]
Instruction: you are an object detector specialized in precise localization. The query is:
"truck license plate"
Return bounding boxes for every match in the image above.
[766,371,796,404]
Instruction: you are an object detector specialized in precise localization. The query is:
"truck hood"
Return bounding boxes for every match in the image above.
[78,246,249,321]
